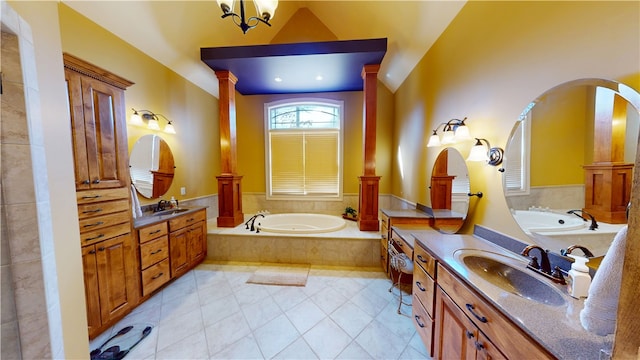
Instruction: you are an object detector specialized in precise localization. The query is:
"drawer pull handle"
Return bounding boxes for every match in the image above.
[415,281,426,292]
[466,303,488,323]
[86,234,105,241]
[152,272,164,280]
[465,330,474,339]
[150,249,163,255]
[149,229,162,235]
[187,218,195,222]
[83,221,104,228]
[475,341,484,351]
[416,254,427,263]
[82,195,101,199]
[82,208,103,214]
[414,315,425,328]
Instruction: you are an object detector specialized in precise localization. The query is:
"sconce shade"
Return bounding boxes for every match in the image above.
[147,118,161,131]
[467,138,504,166]
[467,139,489,162]
[427,134,441,147]
[454,124,471,141]
[217,0,234,13]
[130,111,144,126]
[441,130,456,145]
[255,0,277,20]
[164,122,176,134]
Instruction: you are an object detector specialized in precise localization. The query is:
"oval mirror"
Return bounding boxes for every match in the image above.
[430,147,470,233]
[503,78,639,257]
[129,134,175,199]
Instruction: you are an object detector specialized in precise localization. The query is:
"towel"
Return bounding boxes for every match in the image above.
[579,225,627,336]
[130,184,143,218]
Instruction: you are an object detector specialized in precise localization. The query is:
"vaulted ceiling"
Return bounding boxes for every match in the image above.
[62,1,466,98]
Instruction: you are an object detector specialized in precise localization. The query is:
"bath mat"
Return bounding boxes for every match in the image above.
[246,264,310,286]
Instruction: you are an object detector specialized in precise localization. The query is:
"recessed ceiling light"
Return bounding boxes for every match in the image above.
[315,75,323,81]
[274,76,283,82]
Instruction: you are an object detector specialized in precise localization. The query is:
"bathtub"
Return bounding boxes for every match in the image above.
[512,210,587,233]
[256,213,346,234]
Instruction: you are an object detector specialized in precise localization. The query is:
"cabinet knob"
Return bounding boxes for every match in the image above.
[89,249,96,254]
[98,247,105,252]
[465,330,474,339]
[83,179,90,185]
[92,179,101,184]
[474,341,484,351]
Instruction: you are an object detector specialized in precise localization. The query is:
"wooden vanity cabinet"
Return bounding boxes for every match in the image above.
[169,209,207,277]
[65,54,138,339]
[435,264,554,360]
[412,244,437,357]
[139,222,170,296]
[380,211,431,276]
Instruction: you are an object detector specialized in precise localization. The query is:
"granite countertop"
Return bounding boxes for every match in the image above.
[380,208,433,219]
[431,208,465,219]
[390,224,436,250]
[411,231,613,359]
[133,206,208,229]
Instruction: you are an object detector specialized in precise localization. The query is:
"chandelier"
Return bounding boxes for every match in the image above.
[216,0,278,34]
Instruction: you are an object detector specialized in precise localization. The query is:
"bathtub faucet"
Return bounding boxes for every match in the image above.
[248,213,265,232]
[567,209,598,230]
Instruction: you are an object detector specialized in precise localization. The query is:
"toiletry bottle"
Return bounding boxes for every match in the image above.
[567,254,591,299]
[169,196,178,209]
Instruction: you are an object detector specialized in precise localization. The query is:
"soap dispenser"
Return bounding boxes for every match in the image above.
[169,196,178,209]
[567,255,591,299]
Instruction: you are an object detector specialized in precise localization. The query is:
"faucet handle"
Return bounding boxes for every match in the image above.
[551,266,567,285]
[527,256,540,270]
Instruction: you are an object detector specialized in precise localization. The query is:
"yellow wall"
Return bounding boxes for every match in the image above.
[58,4,220,206]
[393,1,640,236]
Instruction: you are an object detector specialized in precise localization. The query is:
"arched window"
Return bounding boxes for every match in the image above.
[265,99,344,199]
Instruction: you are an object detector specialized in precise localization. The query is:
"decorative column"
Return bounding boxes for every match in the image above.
[358,64,381,231]
[583,87,633,223]
[215,70,244,227]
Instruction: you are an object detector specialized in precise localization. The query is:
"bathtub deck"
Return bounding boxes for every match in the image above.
[207,218,382,267]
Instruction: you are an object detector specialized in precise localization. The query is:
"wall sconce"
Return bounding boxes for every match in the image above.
[427,117,471,147]
[217,0,278,34]
[467,138,504,166]
[130,109,176,134]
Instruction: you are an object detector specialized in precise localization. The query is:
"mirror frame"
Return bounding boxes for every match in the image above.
[129,134,175,199]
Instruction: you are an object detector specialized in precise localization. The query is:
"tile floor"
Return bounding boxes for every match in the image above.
[89,262,429,359]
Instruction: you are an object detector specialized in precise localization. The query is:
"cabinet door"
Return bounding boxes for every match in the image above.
[187,222,206,265]
[434,287,477,360]
[82,245,102,334]
[170,228,189,277]
[80,76,129,189]
[65,69,92,190]
[95,234,133,322]
[476,332,507,360]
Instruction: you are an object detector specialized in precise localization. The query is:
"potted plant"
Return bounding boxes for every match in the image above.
[343,206,357,221]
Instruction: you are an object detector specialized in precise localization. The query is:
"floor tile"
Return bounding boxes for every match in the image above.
[90,262,420,360]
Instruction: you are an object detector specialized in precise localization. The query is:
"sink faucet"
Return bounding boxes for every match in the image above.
[156,199,170,212]
[567,209,598,230]
[561,245,595,258]
[521,245,552,275]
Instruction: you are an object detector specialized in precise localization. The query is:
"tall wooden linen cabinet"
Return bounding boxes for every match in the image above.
[63,53,139,339]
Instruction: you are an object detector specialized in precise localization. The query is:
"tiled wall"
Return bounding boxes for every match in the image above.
[505,185,584,211]
[1,3,63,358]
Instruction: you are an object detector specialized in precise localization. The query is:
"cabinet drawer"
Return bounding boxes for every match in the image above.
[391,230,413,260]
[79,211,130,234]
[141,258,170,296]
[78,199,129,220]
[414,244,436,278]
[169,210,206,231]
[80,223,131,246]
[437,264,554,359]
[139,222,168,243]
[380,238,388,273]
[76,187,129,205]
[140,236,169,269]
[412,294,434,357]
[413,263,436,317]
